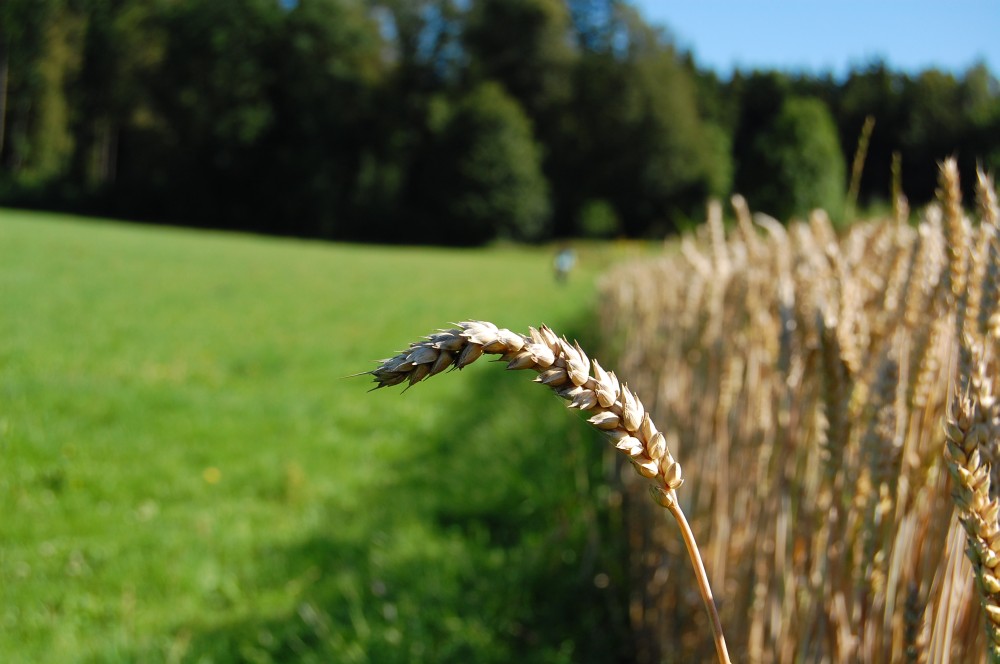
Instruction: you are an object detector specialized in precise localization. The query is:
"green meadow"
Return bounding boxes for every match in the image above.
[0,209,634,663]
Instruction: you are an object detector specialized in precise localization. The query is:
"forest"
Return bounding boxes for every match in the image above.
[1,0,998,245]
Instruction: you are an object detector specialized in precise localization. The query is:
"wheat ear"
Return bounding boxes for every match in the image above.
[368,320,731,664]
[944,350,1000,662]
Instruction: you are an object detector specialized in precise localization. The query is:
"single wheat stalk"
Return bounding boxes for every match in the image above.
[367,320,731,664]
[943,349,1000,662]
[892,151,909,227]
[846,115,876,221]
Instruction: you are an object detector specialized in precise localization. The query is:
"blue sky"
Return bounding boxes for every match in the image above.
[632,1,999,79]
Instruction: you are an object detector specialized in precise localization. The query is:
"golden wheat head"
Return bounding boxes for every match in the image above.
[369,321,684,503]
[944,350,1000,660]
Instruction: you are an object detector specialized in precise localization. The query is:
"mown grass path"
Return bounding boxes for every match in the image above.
[0,209,633,663]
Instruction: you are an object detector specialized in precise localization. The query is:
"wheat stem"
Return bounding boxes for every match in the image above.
[846,115,875,221]
[666,495,733,664]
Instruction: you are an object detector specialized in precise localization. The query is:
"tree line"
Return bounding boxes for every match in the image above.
[2,0,998,245]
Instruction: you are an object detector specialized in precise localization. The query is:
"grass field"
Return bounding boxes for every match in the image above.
[0,209,633,663]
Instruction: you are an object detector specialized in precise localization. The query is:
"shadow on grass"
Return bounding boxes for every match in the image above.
[122,317,634,663]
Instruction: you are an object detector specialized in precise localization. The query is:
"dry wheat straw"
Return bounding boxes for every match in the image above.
[846,115,876,220]
[601,158,999,662]
[367,320,731,663]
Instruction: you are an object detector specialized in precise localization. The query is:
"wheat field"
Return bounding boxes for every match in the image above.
[600,160,999,663]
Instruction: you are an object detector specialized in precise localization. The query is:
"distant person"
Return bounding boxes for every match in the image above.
[553,245,576,283]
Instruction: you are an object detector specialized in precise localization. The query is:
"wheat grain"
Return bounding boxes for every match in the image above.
[369,321,685,493]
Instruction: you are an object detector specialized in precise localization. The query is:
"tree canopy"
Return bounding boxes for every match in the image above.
[1,0,998,244]
[751,96,846,220]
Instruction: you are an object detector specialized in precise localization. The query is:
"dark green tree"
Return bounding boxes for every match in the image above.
[371,0,464,86]
[463,0,576,121]
[727,70,792,208]
[899,64,1000,202]
[414,81,550,245]
[135,0,282,228]
[0,0,84,183]
[462,0,581,236]
[898,69,966,200]
[354,0,464,241]
[750,96,846,220]
[68,0,164,192]
[958,63,1000,178]
[265,0,386,237]
[0,0,51,171]
[565,3,729,236]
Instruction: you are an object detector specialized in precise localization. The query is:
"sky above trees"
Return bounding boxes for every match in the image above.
[636,0,999,78]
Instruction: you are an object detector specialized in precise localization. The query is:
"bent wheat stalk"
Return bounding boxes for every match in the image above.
[367,320,731,664]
